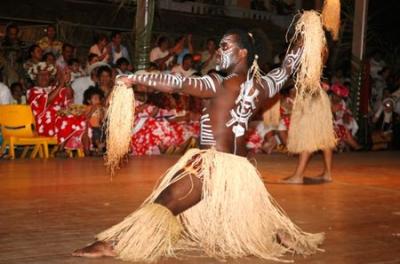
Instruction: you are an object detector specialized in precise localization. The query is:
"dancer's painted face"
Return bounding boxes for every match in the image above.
[216,34,240,71]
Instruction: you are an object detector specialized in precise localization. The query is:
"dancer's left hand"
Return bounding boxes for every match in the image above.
[116,75,135,88]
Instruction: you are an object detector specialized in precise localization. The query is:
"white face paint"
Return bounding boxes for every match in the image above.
[216,35,237,71]
[219,49,233,70]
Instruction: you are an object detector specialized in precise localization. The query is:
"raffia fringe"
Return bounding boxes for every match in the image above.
[96,203,183,262]
[100,149,324,262]
[321,0,341,40]
[287,91,337,153]
[105,80,135,175]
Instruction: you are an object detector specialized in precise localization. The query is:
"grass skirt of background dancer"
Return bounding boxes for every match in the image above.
[97,148,324,263]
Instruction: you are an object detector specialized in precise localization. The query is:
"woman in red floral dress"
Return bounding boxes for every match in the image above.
[27,62,87,151]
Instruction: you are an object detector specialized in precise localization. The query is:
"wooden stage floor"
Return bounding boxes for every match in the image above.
[1,151,400,264]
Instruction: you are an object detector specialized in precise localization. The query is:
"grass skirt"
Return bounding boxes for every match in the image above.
[97,149,324,262]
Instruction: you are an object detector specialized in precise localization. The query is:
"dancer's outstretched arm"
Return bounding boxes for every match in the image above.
[261,42,303,98]
[120,73,223,98]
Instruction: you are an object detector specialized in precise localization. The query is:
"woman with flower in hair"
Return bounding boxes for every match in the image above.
[27,62,88,151]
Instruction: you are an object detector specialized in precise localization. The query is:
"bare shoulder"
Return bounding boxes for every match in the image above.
[221,74,246,91]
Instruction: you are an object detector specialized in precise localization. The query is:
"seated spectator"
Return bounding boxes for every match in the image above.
[88,53,100,65]
[84,53,100,75]
[330,83,362,151]
[84,88,105,155]
[9,82,26,104]
[37,24,63,57]
[89,34,110,62]
[68,58,85,83]
[109,31,130,65]
[372,97,398,150]
[56,43,74,70]
[201,38,217,75]
[96,65,114,100]
[171,54,196,77]
[149,36,174,71]
[115,57,132,75]
[23,44,43,87]
[71,61,106,105]
[1,23,26,86]
[175,35,194,65]
[0,81,12,104]
[26,62,87,151]
[43,52,56,67]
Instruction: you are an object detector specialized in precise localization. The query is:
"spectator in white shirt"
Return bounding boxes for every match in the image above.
[149,36,175,71]
[0,82,13,104]
[71,61,108,105]
[171,54,196,77]
[89,34,110,63]
[109,31,130,65]
[56,43,74,70]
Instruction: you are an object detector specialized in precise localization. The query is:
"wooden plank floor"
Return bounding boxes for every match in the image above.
[1,152,400,264]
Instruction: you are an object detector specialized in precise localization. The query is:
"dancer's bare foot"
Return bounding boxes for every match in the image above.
[276,230,295,250]
[279,175,304,184]
[72,241,117,258]
[303,172,332,185]
[316,172,332,182]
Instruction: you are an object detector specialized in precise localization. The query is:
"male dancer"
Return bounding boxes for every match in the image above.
[73,29,323,262]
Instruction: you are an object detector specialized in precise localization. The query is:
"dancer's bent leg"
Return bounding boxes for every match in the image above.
[73,166,203,258]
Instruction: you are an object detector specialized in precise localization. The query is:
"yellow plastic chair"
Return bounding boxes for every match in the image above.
[0,105,57,159]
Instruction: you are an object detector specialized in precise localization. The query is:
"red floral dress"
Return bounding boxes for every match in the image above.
[131,102,200,156]
[27,86,87,149]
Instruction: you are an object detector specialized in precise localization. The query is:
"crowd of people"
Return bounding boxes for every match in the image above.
[0,23,207,157]
[0,22,399,158]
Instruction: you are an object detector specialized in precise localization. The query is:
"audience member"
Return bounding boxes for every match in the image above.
[89,34,110,62]
[200,38,217,75]
[9,82,26,104]
[109,31,130,65]
[37,24,63,57]
[0,81,12,104]
[56,43,74,70]
[171,54,196,77]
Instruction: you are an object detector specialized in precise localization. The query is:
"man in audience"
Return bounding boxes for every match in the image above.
[149,36,175,71]
[56,43,74,70]
[171,54,196,77]
[109,31,130,65]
